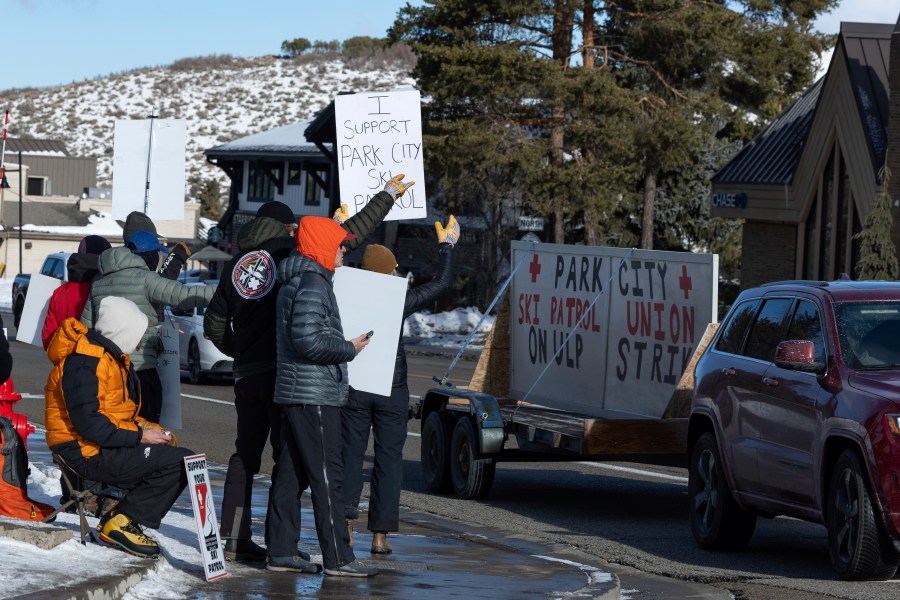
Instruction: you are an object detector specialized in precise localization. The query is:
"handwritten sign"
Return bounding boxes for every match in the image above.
[509,241,718,419]
[334,90,426,221]
[184,454,227,582]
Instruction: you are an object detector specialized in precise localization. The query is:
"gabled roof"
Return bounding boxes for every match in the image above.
[713,79,823,185]
[205,120,326,159]
[713,21,892,186]
[4,138,71,157]
[841,22,893,167]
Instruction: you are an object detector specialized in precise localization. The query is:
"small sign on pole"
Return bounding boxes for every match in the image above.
[183,454,227,582]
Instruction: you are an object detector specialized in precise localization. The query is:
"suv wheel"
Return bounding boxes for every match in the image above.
[688,432,756,550]
[827,450,900,580]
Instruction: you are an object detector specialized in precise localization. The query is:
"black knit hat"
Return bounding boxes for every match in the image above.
[256,201,295,225]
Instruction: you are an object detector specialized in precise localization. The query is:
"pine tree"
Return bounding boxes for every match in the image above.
[855,166,899,281]
[392,0,838,253]
[198,179,222,219]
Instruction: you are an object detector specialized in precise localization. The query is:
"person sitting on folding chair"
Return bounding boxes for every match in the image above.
[44,296,194,559]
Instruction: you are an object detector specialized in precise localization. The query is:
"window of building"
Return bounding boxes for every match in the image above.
[819,152,835,280]
[305,165,328,206]
[27,177,46,196]
[288,162,302,186]
[247,161,280,203]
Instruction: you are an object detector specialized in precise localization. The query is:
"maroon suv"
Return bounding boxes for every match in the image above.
[689,280,900,580]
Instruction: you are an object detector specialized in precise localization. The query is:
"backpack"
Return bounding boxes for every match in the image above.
[0,416,54,521]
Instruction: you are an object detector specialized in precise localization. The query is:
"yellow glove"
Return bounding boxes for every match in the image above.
[332,204,350,224]
[383,173,415,200]
[434,215,460,247]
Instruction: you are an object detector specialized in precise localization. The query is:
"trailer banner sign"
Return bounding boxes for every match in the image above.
[509,242,718,419]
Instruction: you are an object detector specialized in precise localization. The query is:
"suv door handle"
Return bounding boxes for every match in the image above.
[762,377,779,387]
[721,367,736,376]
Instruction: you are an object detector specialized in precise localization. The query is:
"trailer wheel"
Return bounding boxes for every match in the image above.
[688,432,756,550]
[450,416,496,500]
[421,411,454,493]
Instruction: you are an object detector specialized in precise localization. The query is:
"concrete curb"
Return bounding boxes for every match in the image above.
[0,516,71,549]
[0,517,161,600]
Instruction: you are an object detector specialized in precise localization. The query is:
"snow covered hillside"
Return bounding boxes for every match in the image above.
[0,53,415,195]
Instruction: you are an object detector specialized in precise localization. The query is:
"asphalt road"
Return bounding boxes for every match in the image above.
[6,311,899,599]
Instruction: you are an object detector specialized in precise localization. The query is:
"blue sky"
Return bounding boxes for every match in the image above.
[3,0,896,91]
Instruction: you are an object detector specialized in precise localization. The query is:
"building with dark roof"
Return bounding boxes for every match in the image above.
[711,19,898,288]
[204,120,334,250]
[2,138,96,197]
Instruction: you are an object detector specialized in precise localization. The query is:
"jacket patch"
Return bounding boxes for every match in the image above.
[233,250,277,299]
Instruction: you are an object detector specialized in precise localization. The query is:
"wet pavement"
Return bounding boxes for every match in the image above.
[22,430,616,599]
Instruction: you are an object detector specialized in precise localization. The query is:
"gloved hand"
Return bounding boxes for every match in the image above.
[383,173,415,201]
[333,204,350,224]
[434,215,460,247]
[172,241,191,260]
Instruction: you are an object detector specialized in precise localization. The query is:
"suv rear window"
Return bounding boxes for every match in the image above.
[715,299,759,355]
[744,298,793,361]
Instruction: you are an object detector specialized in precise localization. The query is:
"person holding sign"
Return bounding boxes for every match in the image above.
[343,216,459,554]
[205,174,412,564]
[45,297,194,559]
[266,216,376,577]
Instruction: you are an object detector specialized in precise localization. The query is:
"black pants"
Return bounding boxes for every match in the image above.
[74,444,193,529]
[266,404,354,570]
[342,385,408,532]
[219,372,283,540]
[136,368,163,424]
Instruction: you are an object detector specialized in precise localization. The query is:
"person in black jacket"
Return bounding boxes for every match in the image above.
[203,175,411,563]
[342,215,459,554]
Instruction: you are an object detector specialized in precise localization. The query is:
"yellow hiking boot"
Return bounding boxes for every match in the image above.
[97,511,160,559]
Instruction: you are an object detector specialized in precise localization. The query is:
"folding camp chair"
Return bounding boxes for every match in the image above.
[41,453,101,544]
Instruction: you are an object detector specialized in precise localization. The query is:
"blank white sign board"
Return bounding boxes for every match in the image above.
[18,274,61,347]
[333,266,407,396]
[113,119,186,221]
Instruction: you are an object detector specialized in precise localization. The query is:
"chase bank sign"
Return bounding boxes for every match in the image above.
[712,192,747,209]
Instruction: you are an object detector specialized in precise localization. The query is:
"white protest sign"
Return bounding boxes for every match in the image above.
[157,318,181,429]
[17,273,61,347]
[112,119,186,221]
[184,454,227,582]
[509,242,718,419]
[333,266,407,396]
[334,90,426,221]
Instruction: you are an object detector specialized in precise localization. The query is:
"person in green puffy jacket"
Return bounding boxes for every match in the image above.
[81,231,216,422]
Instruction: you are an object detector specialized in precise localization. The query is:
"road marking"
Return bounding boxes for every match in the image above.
[180,393,234,406]
[576,461,688,483]
[20,393,43,399]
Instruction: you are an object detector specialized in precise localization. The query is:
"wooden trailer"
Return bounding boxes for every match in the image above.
[414,242,718,499]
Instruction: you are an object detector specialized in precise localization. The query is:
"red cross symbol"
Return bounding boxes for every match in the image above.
[529,254,542,283]
[679,265,693,299]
